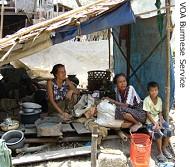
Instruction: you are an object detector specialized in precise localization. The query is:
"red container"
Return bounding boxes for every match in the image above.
[130,133,152,167]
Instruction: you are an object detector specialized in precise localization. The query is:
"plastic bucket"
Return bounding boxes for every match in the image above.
[130,133,152,167]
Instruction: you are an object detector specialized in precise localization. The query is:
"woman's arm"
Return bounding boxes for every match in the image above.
[103,97,128,108]
[47,80,65,114]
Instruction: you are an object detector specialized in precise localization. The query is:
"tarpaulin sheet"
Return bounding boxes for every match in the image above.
[113,16,175,106]
[52,1,135,44]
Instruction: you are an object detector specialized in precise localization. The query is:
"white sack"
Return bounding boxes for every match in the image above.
[96,100,123,128]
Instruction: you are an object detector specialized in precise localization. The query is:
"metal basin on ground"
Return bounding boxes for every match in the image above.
[1,130,25,150]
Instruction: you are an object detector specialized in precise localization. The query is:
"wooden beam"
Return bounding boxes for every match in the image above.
[0,0,4,38]
[165,0,171,122]
[24,135,120,144]
[12,146,91,166]
[91,125,98,167]
[75,0,82,7]
[135,4,175,17]
[16,144,51,154]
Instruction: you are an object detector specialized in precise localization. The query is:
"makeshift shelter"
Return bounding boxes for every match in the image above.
[0,0,174,116]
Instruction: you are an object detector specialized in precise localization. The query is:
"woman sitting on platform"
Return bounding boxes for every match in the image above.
[104,73,147,132]
[47,64,79,121]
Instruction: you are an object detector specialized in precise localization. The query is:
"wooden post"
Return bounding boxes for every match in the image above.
[108,29,111,69]
[126,25,131,84]
[56,3,59,16]
[91,125,98,167]
[0,0,4,38]
[165,0,171,122]
[75,0,82,7]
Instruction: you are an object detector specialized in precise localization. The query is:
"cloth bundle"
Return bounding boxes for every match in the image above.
[0,139,12,167]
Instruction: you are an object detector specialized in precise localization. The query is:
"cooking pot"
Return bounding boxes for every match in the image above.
[21,102,42,113]
[20,109,42,124]
[1,130,25,150]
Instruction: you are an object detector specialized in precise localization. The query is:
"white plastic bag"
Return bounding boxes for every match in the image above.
[96,100,123,128]
[74,94,95,117]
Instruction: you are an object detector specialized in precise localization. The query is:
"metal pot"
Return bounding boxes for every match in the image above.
[20,109,41,124]
[22,108,35,113]
[22,102,42,109]
[1,130,25,150]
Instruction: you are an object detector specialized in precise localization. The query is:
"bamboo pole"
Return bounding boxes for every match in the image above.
[56,3,59,16]
[0,0,107,45]
[75,0,82,7]
[165,0,171,122]
[135,4,175,17]
[0,0,4,38]
[108,29,111,69]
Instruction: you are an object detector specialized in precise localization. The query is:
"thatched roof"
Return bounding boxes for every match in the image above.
[0,0,127,66]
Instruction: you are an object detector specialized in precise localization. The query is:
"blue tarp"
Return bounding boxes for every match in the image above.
[52,1,135,44]
[113,16,175,107]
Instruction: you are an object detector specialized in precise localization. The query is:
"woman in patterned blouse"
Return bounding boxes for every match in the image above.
[47,64,79,121]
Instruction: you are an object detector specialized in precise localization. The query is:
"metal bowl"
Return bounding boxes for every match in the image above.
[1,130,25,150]
[22,102,42,109]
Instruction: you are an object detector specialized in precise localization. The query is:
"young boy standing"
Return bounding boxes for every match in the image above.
[143,81,172,162]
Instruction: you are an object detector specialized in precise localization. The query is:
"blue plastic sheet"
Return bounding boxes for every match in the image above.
[52,1,135,44]
[113,16,175,107]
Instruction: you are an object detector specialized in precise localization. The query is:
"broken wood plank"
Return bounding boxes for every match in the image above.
[12,146,91,166]
[25,138,58,144]
[61,123,75,132]
[116,130,128,142]
[16,144,51,154]
[18,125,37,135]
[24,128,37,135]
[72,122,91,134]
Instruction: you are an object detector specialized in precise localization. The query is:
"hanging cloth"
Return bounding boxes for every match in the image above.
[155,0,164,38]
[0,139,12,167]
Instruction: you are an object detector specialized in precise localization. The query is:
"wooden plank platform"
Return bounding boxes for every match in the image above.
[61,123,75,132]
[72,122,91,134]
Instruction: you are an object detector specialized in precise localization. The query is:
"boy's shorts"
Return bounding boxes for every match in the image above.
[146,120,172,140]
